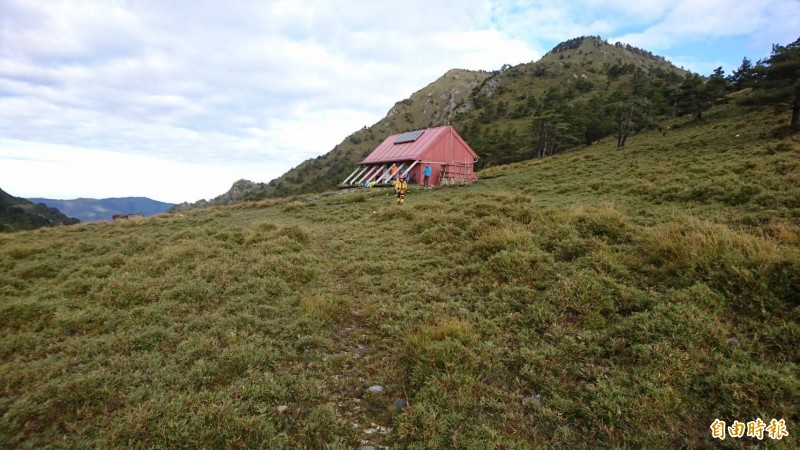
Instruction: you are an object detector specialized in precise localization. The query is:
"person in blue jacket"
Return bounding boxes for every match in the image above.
[423,163,432,188]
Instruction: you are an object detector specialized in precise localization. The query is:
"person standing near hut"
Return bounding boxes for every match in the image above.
[390,163,399,180]
[423,163,432,188]
[394,175,408,205]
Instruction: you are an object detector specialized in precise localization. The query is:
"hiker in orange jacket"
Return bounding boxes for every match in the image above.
[394,175,408,205]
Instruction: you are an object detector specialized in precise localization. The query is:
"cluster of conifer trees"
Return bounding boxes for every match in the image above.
[463,37,799,169]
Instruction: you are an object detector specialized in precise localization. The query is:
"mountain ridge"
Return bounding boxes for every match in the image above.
[29,197,175,222]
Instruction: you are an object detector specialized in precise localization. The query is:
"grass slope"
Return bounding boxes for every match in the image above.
[1,103,798,448]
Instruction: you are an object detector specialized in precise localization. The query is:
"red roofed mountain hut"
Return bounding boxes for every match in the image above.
[340,125,479,187]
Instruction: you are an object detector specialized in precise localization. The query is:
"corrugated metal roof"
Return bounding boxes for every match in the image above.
[360,125,476,164]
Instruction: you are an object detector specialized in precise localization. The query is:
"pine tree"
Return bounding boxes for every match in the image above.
[706,67,729,99]
[729,57,757,90]
[676,74,710,119]
[742,37,800,129]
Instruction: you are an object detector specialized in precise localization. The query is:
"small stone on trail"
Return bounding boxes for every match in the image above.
[727,337,740,347]
[522,394,542,408]
[394,398,408,411]
[367,385,384,394]
[277,405,288,414]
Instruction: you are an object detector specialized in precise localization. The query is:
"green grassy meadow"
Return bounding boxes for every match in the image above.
[2,104,799,448]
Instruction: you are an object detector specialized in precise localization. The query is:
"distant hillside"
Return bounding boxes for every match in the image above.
[0,188,80,232]
[29,197,174,222]
[171,180,269,211]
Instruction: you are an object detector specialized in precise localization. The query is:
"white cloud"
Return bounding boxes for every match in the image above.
[489,0,798,71]
[605,0,800,70]
[0,139,273,203]
[0,0,542,202]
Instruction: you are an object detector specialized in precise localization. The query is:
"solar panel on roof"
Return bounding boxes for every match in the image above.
[394,129,425,144]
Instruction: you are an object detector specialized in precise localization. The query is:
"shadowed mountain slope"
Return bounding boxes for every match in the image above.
[0,188,80,232]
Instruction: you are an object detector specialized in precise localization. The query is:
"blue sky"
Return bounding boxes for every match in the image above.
[1,0,798,203]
